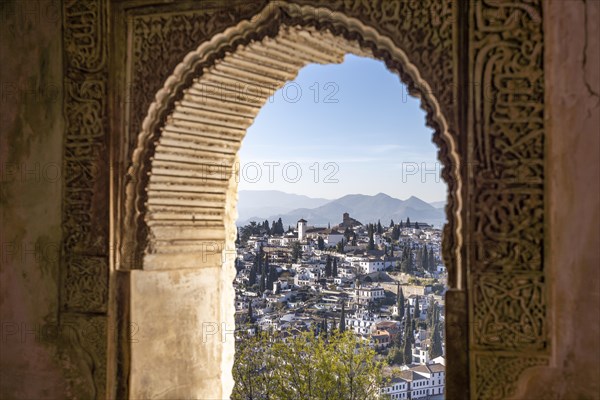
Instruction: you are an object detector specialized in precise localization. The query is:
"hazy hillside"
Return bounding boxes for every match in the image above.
[238,191,446,228]
[429,200,446,209]
[237,190,330,222]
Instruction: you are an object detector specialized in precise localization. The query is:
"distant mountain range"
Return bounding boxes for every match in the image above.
[237,190,446,228]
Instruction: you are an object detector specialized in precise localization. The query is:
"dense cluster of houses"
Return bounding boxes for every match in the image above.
[235,213,447,398]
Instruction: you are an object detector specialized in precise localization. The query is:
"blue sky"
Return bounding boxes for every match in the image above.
[238,54,447,203]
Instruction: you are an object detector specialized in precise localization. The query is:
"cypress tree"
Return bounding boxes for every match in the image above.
[429,248,436,272]
[407,249,414,273]
[259,272,265,293]
[414,296,421,319]
[430,322,443,359]
[337,238,345,254]
[339,303,346,333]
[247,300,253,323]
[317,236,325,251]
[402,309,413,363]
[325,255,332,277]
[332,258,338,277]
[268,264,277,290]
[397,287,405,320]
[248,264,257,286]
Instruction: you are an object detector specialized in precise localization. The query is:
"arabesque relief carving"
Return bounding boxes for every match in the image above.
[469,0,548,397]
[60,1,549,398]
[61,0,109,397]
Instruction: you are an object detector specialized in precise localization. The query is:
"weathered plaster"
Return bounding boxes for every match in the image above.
[1,0,598,399]
[514,1,600,398]
[0,0,68,397]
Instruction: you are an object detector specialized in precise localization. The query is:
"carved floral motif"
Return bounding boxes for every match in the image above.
[474,354,547,399]
[470,0,548,396]
[59,0,549,398]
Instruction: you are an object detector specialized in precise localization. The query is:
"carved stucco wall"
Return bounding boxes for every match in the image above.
[52,0,557,398]
[2,1,597,400]
[3,0,598,399]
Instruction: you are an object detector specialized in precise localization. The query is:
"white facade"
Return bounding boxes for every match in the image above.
[297,219,307,241]
[379,363,445,399]
[357,258,386,274]
[345,310,382,335]
[355,285,385,304]
[380,379,409,399]
[294,271,312,286]
[412,343,430,365]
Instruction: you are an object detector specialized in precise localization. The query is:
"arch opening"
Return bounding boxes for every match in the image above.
[121,3,461,398]
[232,52,450,399]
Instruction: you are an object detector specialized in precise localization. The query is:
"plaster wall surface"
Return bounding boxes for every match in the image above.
[0,0,599,399]
[517,1,600,398]
[0,1,70,398]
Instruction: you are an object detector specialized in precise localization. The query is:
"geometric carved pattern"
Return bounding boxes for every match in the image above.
[61,0,109,398]
[128,3,265,155]
[62,0,109,256]
[124,0,460,277]
[469,0,548,395]
[473,272,546,350]
[60,314,108,400]
[62,255,108,313]
[59,0,550,398]
[474,354,548,400]
[474,190,543,271]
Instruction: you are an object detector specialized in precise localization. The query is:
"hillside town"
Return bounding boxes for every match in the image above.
[234,213,447,399]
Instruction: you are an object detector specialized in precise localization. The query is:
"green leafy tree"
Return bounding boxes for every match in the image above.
[387,346,404,366]
[231,332,277,399]
[233,331,385,400]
